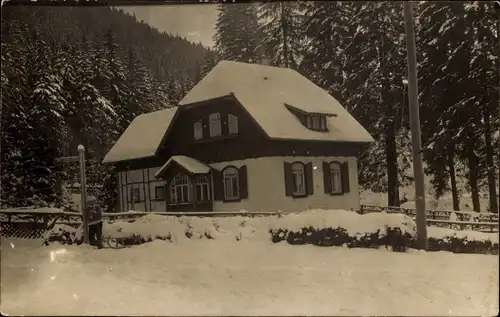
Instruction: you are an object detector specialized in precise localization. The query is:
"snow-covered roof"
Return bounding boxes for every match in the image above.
[180,61,374,143]
[155,155,211,178]
[103,107,178,163]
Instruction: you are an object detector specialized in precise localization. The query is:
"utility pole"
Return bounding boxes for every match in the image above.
[403,1,428,250]
[78,144,89,244]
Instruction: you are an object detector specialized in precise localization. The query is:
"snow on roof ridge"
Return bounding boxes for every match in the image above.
[155,155,211,179]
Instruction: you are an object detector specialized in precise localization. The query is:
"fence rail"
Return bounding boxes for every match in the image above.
[1,206,498,239]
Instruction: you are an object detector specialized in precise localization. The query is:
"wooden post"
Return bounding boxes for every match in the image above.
[403,1,428,250]
[78,145,89,244]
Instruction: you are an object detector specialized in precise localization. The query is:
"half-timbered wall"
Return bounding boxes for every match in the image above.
[118,167,166,212]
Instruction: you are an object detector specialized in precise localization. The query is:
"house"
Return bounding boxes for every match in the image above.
[102,60,374,213]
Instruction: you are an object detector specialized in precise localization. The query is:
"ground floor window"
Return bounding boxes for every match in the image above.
[170,174,192,204]
[195,175,211,202]
[223,167,239,200]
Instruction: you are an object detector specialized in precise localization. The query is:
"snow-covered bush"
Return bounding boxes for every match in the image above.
[44,224,83,246]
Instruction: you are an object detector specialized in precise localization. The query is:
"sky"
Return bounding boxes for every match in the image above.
[120,5,219,48]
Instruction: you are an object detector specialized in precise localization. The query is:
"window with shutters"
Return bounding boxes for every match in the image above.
[195,175,210,202]
[209,113,222,137]
[330,162,342,194]
[155,185,165,201]
[170,174,192,204]
[291,162,306,196]
[132,187,141,203]
[228,114,238,135]
[222,167,239,200]
[194,120,203,140]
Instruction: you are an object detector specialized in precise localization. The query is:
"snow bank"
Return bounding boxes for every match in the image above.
[268,209,417,238]
[103,213,271,242]
[428,226,499,244]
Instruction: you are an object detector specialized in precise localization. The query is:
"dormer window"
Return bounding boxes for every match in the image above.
[305,114,327,132]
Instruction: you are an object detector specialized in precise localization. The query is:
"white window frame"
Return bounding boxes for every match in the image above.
[170,174,192,204]
[195,175,211,201]
[291,162,306,196]
[312,115,320,130]
[223,167,239,200]
[228,114,238,135]
[194,120,203,140]
[209,113,222,137]
[330,162,342,194]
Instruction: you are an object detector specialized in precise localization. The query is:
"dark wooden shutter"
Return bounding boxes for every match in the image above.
[212,168,223,201]
[341,162,350,193]
[323,162,331,194]
[238,165,248,199]
[283,162,293,196]
[305,162,314,195]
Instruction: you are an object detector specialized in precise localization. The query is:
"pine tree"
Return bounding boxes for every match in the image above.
[214,3,260,62]
[257,1,305,68]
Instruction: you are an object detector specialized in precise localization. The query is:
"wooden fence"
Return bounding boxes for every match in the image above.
[1,206,498,239]
[359,205,499,232]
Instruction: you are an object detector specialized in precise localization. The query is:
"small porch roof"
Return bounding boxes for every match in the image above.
[155,155,211,179]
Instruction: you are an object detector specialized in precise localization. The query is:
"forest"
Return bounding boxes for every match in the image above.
[1,2,499,213]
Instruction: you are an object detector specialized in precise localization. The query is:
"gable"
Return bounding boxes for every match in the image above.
[179,60,374,143]
[103,107,178,163]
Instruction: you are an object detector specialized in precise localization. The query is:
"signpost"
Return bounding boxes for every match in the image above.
[56,145,89,244]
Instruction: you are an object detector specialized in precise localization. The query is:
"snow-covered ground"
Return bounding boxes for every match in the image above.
[1,237,498,316]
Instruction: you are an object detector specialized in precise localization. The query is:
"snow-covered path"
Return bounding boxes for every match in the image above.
[1,238,498,316]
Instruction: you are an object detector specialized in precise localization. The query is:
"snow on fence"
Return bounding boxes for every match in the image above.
[359,205,499,232]
[1,206,498,239]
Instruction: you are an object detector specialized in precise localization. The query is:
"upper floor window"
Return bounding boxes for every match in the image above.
[320,116,326,130]
[228,114,238,135]
[306,116,312,129]
[194,120,203,140]
[330,162,342,194]
[312,115,320,129]
[291,162,306,196]
[209,113,222,137]
[223,167,239,200]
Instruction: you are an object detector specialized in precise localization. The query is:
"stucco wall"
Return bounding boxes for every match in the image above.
[117,156,360,213]
[211,156,360,213]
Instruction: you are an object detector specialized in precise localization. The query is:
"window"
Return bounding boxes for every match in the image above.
[330,162,342,194]
[131,187,141,203]
[306,116,312,129]
[291,163,306,195]
[312,115,320,129]
[320,116,326,130]
[195,175,210,202]
[194,120,203,140]
[223,167,239,200]
[209,113,221,137]
[170,174,192,204]
[228,114,238,135]
[155,185,165,201]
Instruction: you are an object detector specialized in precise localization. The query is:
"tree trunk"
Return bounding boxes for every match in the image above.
[447,143,460,211]
[280,2,289,68]
[386,118,400,207]
[482,108,498,213]
[467,139,481,212]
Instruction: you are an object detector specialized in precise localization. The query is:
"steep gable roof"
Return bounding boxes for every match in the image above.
[179,60,374,143]
[102,107,178,163]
